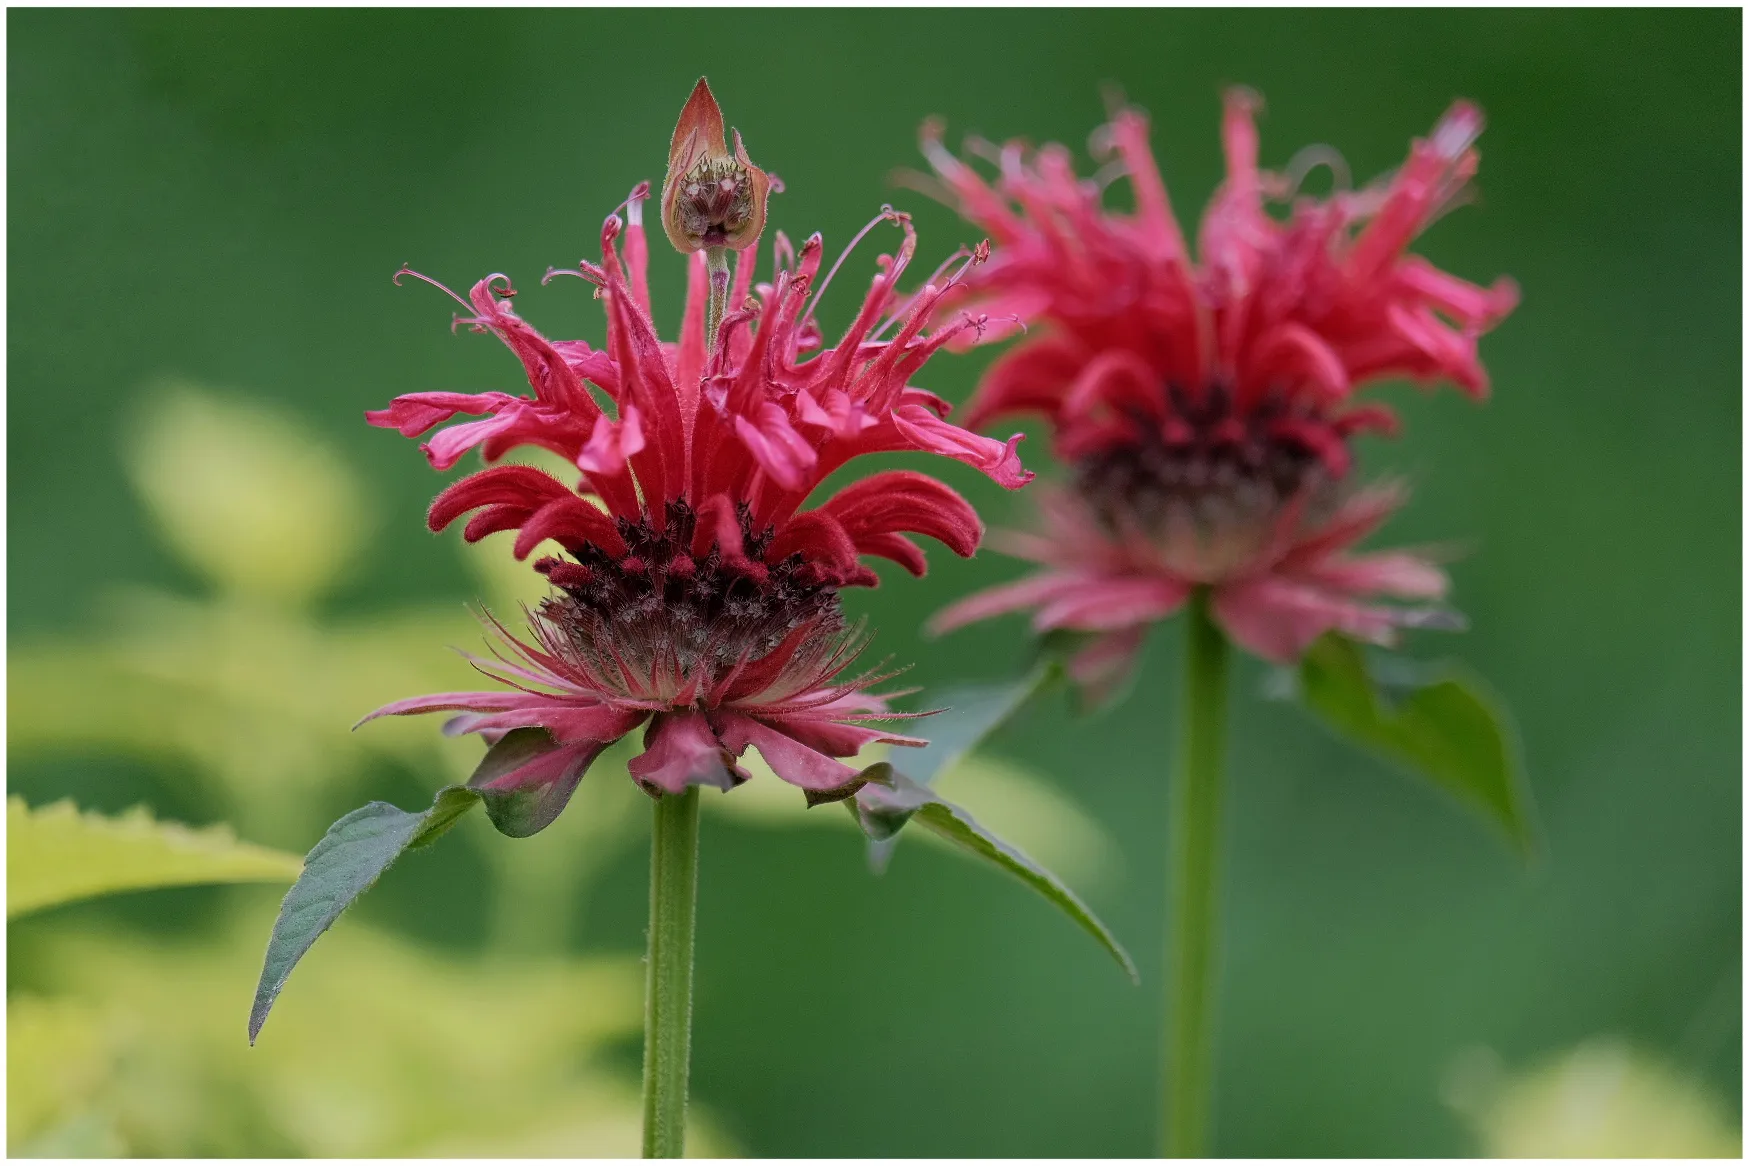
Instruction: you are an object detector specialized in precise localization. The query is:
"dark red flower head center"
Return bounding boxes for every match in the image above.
[532,500,841,691]
[1072,381,1346,541]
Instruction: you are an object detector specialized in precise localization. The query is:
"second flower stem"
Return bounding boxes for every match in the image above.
[1164,590,1231,1157]
[642,785,700,1159]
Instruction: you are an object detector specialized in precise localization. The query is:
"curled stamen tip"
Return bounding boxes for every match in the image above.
[601,214,623,241]
[767,171,786,194]
[628,179,652,201]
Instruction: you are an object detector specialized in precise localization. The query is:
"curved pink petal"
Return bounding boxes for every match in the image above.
[1211,578,1401,663]
[714,712,864,795]
[927,572,1095,636]
[1303,551,1448,600]
[1033,576,1192,632]
[627,710,747,795]
[353,690,552,729]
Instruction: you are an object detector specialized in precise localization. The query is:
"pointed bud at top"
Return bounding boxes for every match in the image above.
[661,78,773,254]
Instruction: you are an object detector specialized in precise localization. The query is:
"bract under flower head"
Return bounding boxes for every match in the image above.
[662,78,774,254]
[921,91,1514,677]
[362,192,1029,820]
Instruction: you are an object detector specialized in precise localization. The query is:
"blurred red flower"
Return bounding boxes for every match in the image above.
[923,91,1516,678]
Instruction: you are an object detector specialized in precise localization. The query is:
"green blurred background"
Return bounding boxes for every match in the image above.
[8,8,1741,1157]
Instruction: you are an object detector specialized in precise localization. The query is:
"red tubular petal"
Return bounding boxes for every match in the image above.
[691,493,747,562]
[366,392,516,437]
[427,465,573,533]
[732,402,817,494]
[676,250,709,441]
[1106,108,1191,265]
[962,335,1087,431]
[890,404,1032,490]
[1333,404,1401,439]
[1062,348,1168,423]
[513,496,628,559]
[817,470,983,558]
[464,277,595,417]
[462,504,533,543]
[1346,102,1484,285]
[766,510,862,582]
[853,531,928,576]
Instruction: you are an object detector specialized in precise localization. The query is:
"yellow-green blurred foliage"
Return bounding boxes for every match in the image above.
[8,385,1113,1156]
[1446,1040,1741,1158]
[7,797,301,918]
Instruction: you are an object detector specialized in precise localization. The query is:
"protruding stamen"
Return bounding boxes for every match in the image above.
[393,266,474,311]
[804,205,901,329]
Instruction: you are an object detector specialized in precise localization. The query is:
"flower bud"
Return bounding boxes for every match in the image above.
[661,78,772,254]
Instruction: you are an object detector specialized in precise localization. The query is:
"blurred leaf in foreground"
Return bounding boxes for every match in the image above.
[7,995,124,1156]
[123,383,375,607]
[5,388,559,841]
[7,797,302,918]
[1444,1039,1740,1158]
[17,920,732,1157]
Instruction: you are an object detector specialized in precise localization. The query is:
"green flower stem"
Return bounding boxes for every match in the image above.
[1164,590,1231,1157]
[642,785,701,1159]
[704,246,730,355]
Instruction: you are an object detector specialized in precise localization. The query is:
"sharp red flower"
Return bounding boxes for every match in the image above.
[920,91,1516,677]
[361,191,1029,815]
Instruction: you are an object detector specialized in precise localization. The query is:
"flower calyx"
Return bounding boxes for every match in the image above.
[661,77,773,254]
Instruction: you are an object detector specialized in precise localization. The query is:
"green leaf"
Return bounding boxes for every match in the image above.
[7,797,303,918]
[867,663,1061,871]
[853,769,1137,982]
[1296,634,1539,856]
[249,786,480,1044]
[904,662,1063,787]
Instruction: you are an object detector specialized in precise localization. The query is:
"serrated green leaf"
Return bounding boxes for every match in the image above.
[853,770,1137,981]
[7,797,303,918]
[1297,634,1539,856]
[249,786,480,1044]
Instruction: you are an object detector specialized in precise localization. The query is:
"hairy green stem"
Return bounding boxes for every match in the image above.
[642,786,700,1158]
[704,246,730,355]
[1164,591,1231,1157]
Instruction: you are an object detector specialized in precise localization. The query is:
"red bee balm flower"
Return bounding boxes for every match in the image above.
[924,91,1516,674]
[361,193,1028,823]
